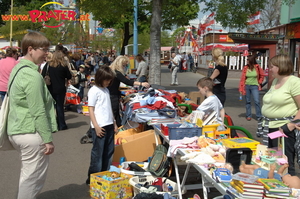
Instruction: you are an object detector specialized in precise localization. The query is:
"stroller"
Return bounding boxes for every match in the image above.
[80,127,93,144]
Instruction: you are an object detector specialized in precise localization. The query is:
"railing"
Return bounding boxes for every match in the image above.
[198,55,298,72]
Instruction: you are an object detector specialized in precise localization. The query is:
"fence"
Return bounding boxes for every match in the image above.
[198,55,298,72]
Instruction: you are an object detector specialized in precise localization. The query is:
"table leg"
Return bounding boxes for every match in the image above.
[180,163,191,189]
[202,173,208,199]
[172,157,183,199]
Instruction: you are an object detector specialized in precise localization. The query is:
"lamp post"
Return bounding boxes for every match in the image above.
[9,0,13,47]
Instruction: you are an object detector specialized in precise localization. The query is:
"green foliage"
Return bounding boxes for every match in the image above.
[162,0,200,30]
[199,0,295,30]
[79,0,200,54]
[0,5,43,41]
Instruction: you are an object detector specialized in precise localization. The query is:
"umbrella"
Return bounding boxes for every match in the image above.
[0,46,20,50]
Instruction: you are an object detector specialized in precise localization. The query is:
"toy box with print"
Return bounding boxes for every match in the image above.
[220,137,260,151]
[90,171,132,199]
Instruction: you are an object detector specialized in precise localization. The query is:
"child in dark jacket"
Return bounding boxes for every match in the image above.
[76,64,87,101]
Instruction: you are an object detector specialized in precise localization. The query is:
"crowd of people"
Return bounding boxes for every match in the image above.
[1,32,300,198]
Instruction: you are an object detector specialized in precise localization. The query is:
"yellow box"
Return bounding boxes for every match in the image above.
[82,105,89,116]
[214,127,231,139]
[205,131,214,138]
[221,137,260,150]
[90,171,133,199]
[202,124,220,133]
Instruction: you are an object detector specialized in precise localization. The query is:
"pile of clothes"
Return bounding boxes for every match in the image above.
[121,88,180,125]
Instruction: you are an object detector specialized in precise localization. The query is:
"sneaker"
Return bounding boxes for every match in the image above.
[173,84,178,86]
[246,117,251,121]
[170,84,175,86]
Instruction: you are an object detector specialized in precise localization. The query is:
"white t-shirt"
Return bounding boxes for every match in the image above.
[88,86,114,128]
[197,95,223,125]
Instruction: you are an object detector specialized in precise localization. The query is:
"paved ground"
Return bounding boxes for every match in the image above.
[0,65,277,199]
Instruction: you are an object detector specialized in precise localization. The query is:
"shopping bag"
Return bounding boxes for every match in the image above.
[0,94,15,151]
[66,84,80,94]
[65,92,81,105]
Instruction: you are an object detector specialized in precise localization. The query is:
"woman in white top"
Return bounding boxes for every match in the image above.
[135,54,148,82]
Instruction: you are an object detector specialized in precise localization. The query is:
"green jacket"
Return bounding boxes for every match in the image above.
[7,58,57,143]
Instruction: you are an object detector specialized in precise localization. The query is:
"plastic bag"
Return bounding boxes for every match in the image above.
[65,92,80,105]
[67,85,80,94]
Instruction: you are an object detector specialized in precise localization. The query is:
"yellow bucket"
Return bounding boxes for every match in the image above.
[82,105,89,116]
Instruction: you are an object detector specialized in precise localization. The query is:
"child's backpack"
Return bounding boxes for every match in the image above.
[147,144,171,177]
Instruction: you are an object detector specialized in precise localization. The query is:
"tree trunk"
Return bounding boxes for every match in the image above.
[121,22,131,55]
[149,0,162,85]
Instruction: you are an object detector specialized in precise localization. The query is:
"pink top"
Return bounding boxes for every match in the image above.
[0,57,18,91]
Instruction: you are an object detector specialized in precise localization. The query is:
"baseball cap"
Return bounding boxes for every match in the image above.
[79,64,85,68]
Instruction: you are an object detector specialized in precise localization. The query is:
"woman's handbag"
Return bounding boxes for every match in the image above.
[68,63,79,85]
[0,65,29,151]
[44,63,51,86]
[0,94,14,150]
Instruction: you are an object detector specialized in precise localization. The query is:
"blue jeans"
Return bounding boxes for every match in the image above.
[245,85,262,118]
[0,91,6,101]
[87,124,115,183]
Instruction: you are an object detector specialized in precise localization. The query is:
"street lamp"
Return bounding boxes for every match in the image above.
[9,0,13,47]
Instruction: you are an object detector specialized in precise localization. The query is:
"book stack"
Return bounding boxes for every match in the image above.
[229,179,264,199]
[258,178,291,198]
[224,173,263,199]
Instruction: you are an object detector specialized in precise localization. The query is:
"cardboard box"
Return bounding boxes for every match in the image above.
[188,91,204,105]
[113,130,160,162]
[90,171,132,199]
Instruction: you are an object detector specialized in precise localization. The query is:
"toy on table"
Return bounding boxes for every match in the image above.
[109,165,121,179]
[239,161,300,189]
[253,144,287,170]
[212,168,232,182]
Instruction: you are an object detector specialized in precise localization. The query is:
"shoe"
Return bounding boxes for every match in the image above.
[173,84,178,86]
[59,126,68,131]
[246,117,251,121]
[170,84,175,86]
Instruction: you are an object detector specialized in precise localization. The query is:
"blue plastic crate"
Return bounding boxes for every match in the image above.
[167,124,202,140]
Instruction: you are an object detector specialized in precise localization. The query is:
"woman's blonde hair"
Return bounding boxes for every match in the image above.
[212,48,226,66]
[109,55,129,74]
[48,50,68,67]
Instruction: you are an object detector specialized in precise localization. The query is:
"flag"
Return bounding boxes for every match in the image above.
[247,11,260,25]
[203,12,215,27]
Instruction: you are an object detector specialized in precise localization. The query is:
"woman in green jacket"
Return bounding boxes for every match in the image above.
[7,32,57,199]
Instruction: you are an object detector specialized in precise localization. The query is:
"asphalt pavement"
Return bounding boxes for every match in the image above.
[0,65,267,199]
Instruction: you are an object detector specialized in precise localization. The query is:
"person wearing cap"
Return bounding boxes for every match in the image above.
[76,64,87,101]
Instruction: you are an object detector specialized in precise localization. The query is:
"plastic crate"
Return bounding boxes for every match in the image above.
[120,161,152,176]
[129,176,182,196]
[167,124,202,140]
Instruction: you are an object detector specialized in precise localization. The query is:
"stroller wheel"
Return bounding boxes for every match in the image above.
[80,135,89,144]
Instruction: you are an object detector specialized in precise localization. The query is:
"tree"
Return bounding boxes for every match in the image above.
[79,0,199,55]
[199,0,295,30]
[252,0,281,30]
[0,5,45,42]
[149,0,162,85]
